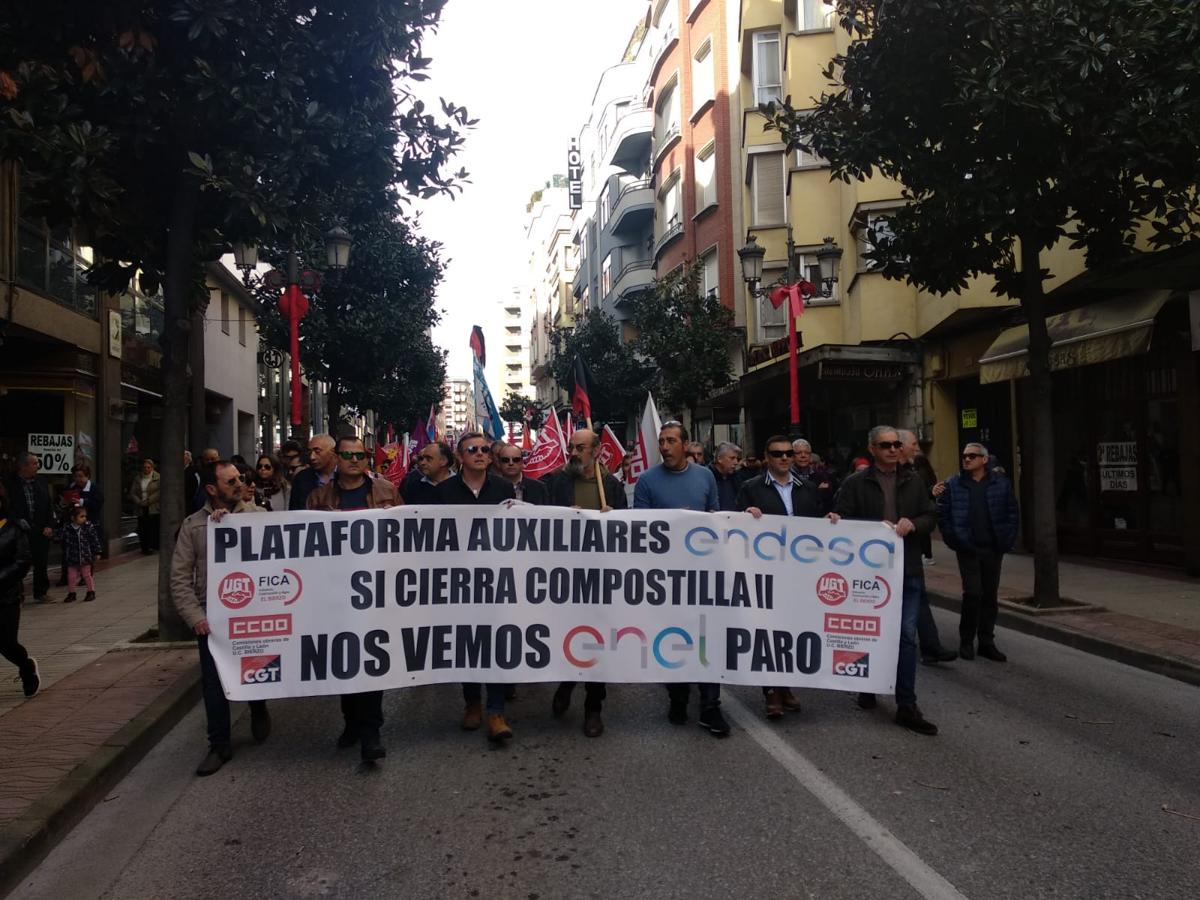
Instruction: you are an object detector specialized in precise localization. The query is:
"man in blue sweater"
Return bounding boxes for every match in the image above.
[634,422,728,736]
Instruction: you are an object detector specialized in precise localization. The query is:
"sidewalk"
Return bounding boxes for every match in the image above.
[923,536,1200,684]
[0,554,198,893]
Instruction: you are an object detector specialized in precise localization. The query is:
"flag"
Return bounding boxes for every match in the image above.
[524,405,568,481]
[426,405,438,442]
[411,418,429,454]
[384,436,408,488]
[626,392,662,484]
[470,325,505,440]
[570,355,593,423]
[521,424,532,451]
[598,425,625,477]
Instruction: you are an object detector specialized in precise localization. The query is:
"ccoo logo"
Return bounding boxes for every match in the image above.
[218,572,255,609]
[816,573,849,606]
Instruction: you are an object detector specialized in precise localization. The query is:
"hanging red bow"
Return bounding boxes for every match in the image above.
[767,280,816,318]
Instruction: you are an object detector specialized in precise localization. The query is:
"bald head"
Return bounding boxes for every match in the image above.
[567,429,599,471]
[898,429,920,463]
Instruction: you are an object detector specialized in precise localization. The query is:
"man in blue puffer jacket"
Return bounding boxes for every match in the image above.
[936,442,1020,662]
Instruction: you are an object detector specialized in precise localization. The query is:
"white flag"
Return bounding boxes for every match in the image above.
[626,392,662,484]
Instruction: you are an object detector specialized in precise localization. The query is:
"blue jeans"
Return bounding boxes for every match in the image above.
[462,683,506,714]
[895,576,922,707]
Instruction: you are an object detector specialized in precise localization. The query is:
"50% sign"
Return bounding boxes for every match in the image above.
[27,433,75,475]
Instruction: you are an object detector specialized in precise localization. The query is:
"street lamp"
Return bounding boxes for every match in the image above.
[738,229,842,437]
[234,228,354,428]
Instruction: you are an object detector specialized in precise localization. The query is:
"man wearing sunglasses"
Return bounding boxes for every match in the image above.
[738,435,830,721]
[435,433,517,742]
[833,425,939,736]
[289,434,337,511]
[936,443,1019,663]
[492,441,548,505]
[307,435,399,762]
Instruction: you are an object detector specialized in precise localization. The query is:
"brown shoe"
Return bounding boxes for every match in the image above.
[462,701,483,731]
[583,710,604,738]
[780,688,802,713]
[764,689,784,720]
[487,713,513,742]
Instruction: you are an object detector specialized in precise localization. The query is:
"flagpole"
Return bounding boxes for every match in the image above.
[585,415,608,509]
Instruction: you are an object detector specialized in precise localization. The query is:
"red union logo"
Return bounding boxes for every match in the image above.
[229,614,292,639]
[824,613,881,637]
[240,655,281,684]
[218,572,255,609]
[832,649,870,677]
[816,573,849,606]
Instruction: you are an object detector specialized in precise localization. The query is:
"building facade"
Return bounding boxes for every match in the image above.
[526,180,576,406]
[442,378,473,438]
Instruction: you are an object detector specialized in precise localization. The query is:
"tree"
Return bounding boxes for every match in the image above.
[549,309,651,428]
[499,392,544,431]
[256,211,447,434]
[1,1,471,637]
[629,262,737,422]
[766,0,1200,605]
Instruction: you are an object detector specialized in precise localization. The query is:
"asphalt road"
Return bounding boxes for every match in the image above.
[10,609,1200,900]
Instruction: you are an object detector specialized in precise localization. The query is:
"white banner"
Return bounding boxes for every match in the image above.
[206,506,902,701]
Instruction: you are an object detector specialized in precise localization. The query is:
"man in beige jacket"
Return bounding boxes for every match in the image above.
[171,459,269,776]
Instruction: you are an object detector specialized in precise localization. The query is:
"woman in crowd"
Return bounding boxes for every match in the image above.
[128,458,161,554]
[254,454,290,511]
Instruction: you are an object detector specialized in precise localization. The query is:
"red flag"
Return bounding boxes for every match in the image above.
[597,425,625,478]
[384,436,408,488]
[524,406,568,481]
[571,356,593,422]
[521,425,532,451]
[374,443,388,471]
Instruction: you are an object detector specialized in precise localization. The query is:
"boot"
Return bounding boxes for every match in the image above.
[487,713,513,742]
[83,591,96,602]
[195,746,232,776]
[780,688,802,712]
[764,689,784,720]
[462,700,483,731]
[63,592,77,604]
[583,709,604,738]
[360,729,386,761]
[551,683,572,718]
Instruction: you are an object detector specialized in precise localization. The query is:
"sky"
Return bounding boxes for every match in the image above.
[414,0,648,391]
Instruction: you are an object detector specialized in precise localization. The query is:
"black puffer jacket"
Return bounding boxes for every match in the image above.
[0,520,32,607]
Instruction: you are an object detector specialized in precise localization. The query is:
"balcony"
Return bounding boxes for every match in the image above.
[608,106,653,171]
[611,259,655,308]
[653,218,684,259]
[572,265,586,299]
[607,180,654,238]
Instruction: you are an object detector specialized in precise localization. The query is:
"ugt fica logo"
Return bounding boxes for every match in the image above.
[218,572,255,609]
[816,573,849,606]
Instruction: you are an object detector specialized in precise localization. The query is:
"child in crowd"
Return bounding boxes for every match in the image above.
[58,504,103,603]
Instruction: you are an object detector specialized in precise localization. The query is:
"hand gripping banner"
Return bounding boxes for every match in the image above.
[206,506,902,701]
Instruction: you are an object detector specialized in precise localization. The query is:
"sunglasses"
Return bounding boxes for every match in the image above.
[463,445,492,455]
[498,456,523,463]
[338,451,368,460]
[962,452,983,460]
[766,449,794,458]
[875,441,903,450]
[256,463,273,470]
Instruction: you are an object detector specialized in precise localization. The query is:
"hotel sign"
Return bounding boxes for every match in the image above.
[567,138,583,210]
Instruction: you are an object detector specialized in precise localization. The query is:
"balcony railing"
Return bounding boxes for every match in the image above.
[608,179,654,236]
[653,219,684,258]
[610,259,655,307]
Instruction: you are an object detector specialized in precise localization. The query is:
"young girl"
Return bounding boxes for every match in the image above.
[59,504,103,603]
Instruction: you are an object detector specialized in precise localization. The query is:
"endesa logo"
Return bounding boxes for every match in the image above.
[683,525,895,569]
[824,613,881,637]
[229,614,292,639]
[832,649,870,677]
[218,572,255,609]
[816,573,849,606]
[241,654,282,684]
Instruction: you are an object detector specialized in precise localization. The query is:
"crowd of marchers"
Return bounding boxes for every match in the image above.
[159,420,1019,777]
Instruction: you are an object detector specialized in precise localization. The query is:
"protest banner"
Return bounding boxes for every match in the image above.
[206,505,902,701]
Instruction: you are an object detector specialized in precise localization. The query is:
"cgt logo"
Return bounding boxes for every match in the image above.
[824,613,880,637]
[832,649,870,678]
[218,572,255,609]
[229,614,292,639]
[241,654,282,684]
[816,573,849,606]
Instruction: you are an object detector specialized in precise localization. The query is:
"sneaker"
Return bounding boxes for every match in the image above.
[462,701,483,731]
[360,729,386,761]
[195,746,232,776]
[764,689,784,720]
[856,692,877,710]
[921,647,958,665]
[698,706,731,737]
[922,555,935,566]
[978,644,1008,662]
[19,658,40,698]
[336,724,360,749]
[780,688,802,712]
[83,591,96,602]
[487,713,513,743]
[583,710,604,738]
[895,704,939,736]
[667,699,688,725]
[250,704,271,743]
[63,592,77,604]
[551,683,572,718]
[959,643,976,660]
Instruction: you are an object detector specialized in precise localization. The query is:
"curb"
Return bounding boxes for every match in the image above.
[0,667,201,898]
[927,590,1200,689]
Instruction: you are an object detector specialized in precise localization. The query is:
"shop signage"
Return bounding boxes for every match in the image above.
[960,408,978,429]
[567,138,583,210]
[818,361,907,382]
[1097,442,1137,492]
[108,310,122,358]
[28,433,75,475]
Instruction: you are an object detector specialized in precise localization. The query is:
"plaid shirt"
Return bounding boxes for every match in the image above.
[20,479,35,522]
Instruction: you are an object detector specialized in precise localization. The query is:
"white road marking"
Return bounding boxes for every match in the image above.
[723,694,969,900]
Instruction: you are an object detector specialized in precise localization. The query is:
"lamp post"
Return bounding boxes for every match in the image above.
[234,226,352,428]
[738,229,842,436]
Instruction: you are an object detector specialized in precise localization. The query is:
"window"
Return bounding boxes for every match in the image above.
[654,78,681,149]
[701,249,719,300]
[15,193,97,318]
[751,152,786,225]
[657,171,682,239]
[692,39,714,114]
[695,141,717,212]
[598,183,610,232]
[602,255,613,297]
[856,213,900,271]
[757,267,787,342]
[238,304,247,346]
[752,31,782,106]
[798,0,835,30]
[220,291,230,334]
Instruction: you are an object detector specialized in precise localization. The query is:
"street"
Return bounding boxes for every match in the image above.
[9,609,1200,900]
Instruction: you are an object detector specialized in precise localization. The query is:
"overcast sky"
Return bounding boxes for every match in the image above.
[414,0,647,389]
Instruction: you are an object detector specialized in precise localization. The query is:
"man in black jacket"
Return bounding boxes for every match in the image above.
[434,433,517,742]
[709,442,743,511]
[738,435,826,720]
[6,453,53,603]
[288,434,336,511]
[542,429,625,736]
[833,425,939,736]
[492,441,548,505]
[401,441,454,504]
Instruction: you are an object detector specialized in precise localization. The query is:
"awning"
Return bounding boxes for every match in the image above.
[978,290,1172,384]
